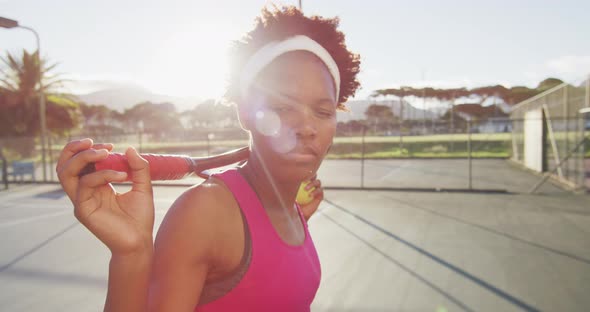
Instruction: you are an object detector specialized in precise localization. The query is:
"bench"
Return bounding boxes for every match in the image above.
[9,161,36,182]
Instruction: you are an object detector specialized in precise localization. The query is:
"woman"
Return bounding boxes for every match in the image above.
[56,6,360,311]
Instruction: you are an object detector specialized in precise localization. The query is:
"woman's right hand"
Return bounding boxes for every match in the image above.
[56,138,155,256]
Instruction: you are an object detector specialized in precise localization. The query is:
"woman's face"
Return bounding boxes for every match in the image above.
[240,51,338,183]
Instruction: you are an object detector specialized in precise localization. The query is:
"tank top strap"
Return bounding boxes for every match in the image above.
[212,168,273,246]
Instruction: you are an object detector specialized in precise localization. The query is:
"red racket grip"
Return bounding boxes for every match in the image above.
[79,147,250,181]
[80,153,194,181]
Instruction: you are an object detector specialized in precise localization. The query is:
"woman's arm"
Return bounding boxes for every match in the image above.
[103,179,226,312]
[56,139,156,312]
[57,140,231,311]
[104,250,153,312]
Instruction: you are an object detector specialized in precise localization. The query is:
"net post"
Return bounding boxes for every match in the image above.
[468,119,472,190]
[361,126,366,189]
[1,148,7,190]
[583,75,589,186]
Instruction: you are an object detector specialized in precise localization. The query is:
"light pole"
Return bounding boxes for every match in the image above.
[0,16,48,182]
[137,120,144,153]
[207,133,215,156]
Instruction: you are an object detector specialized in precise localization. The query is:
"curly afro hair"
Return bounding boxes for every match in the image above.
[224,6,361,110]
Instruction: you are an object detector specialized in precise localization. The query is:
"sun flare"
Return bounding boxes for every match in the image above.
[146,25,234,97]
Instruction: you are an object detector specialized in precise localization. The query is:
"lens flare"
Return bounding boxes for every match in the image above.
[269,127,297,154]
[253,109,298,154]
[254,110,281,137]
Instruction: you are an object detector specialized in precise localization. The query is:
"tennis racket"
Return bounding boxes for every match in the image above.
[79,146,250,180]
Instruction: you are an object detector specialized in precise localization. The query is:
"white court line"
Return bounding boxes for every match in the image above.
[0,210,71,228]
[0,197,175,228]
[0,209,168,229]
[0,201,71,210]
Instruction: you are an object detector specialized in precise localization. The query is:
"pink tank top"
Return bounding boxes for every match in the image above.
[195,169,322,312]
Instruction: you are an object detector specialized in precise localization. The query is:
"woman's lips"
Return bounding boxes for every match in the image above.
[282,146,320,163]
[283,152,317,162]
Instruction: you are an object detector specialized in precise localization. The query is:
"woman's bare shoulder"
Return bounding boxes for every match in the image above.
[154,176,240,259]
[171,176,236,219]
[149,177,239,310]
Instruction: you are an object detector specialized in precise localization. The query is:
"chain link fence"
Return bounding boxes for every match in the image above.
[2,83,588,193]
[3,118,580,194]
[511,77,589,191]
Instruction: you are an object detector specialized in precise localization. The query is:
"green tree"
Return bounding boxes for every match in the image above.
[0,50,81,156]
[537,78,563,91]
[185,99,239,129]
[79,103,124,135]
[122,102,183,138]
[365,104,395,122]
[365,104,396,133]
[336,120,367,135]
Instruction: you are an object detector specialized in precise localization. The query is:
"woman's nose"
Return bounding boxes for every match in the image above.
[293,107,318,139]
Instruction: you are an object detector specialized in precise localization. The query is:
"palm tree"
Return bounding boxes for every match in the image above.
[0,49,80,157]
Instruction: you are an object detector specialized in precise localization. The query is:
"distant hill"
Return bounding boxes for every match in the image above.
[74,85,202,112]
[73,86,441,121]
[338,99,440,122]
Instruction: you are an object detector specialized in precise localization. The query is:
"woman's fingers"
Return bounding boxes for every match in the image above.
[305,178,321,191]
[92,142,114,152]
[61,148,110,178]
[75,170,128,220]
[56,139,114,173]
[58,148,111,201]
[79,170,128,191]
[300,187,323,221]
[309,187,324,200]
[56,138,93,173]
[303,177,323,200]
[125,147,153,194]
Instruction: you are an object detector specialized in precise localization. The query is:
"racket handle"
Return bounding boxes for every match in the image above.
[80,153,194,181]
[79,147,250,181]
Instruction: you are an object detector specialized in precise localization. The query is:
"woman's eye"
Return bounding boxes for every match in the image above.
[317,109,335,118]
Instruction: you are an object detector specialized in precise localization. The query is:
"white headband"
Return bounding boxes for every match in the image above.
[239,35,341,100]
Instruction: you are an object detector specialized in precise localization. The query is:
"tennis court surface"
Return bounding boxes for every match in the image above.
[97,158,573,194]
[1,178,588,311]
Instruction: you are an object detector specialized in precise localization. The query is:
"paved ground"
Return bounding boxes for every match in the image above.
[160,158,577,194]
[318,159,571,194]
[0,184,589,311]
[312,191,590,312]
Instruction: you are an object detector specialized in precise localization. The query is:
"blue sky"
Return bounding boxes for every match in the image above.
[1,0,589,100]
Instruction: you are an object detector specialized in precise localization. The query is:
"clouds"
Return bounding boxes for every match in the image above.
[545,55,590,81]
[523,55,590,87]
